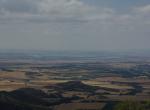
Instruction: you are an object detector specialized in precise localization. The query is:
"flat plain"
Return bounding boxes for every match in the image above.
[0,53,150,110]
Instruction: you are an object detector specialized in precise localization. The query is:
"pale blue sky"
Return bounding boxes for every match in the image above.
[0,0,150,51]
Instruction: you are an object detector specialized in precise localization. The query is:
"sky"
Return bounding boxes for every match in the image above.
[0,0,150,51]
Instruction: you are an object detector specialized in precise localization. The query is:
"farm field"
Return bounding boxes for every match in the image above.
[54,102,106,110]
[0,53,150,110]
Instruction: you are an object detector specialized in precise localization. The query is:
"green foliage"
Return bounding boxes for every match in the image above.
[145,100,150,109]
[114,100,150,110]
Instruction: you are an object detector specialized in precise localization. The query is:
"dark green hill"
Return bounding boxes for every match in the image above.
[0,88,72,110]
[47,81,99,93]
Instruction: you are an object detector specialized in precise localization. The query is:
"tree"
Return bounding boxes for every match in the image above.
[114,100,147,110]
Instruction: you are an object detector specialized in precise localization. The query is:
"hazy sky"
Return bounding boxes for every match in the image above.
[0,0,150,51]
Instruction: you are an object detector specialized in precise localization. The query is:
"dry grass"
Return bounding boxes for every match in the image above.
[0,80,25,91]
[30,80,68,85]
[105,95,150,101]
[0,71,26,79]
[83,80,132,90]
[54,102,106,110]
[63,91,88,98]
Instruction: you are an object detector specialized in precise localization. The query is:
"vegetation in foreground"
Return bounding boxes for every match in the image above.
[0,86,150,110]
[115,100,150,110]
